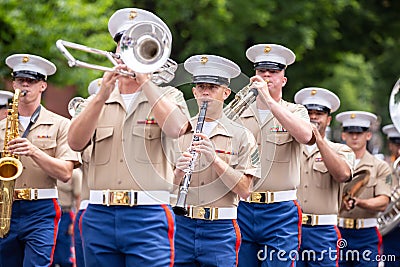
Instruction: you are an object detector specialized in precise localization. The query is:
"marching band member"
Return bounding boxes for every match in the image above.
[72,78,101,267]
[67,8,190,267]
[0,90,13,120]
[381,124,400,266]
[336,111,392,267]
[236,44,314,266]
[295,87,354,266]
[173,54,260,266]
[52,168,82,267]
[0,54,80,267]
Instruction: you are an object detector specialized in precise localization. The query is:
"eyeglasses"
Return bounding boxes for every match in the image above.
[14,78,40,85]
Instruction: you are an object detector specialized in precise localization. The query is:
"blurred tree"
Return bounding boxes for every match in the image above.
[0,0,398,123]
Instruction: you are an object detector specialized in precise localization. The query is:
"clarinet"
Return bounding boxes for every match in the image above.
[173,101,208,216]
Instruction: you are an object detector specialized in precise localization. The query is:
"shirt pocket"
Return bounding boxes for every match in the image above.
[31,138,57,167]
[313,161,331,189]
[94,127,114,165]
[131,124,163,163]
[265,132,293,162]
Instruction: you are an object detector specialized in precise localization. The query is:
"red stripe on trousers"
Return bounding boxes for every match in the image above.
[374,226,383,255]
[232,219,241,267]
[161,204,175,267]
[292,200,302,267]
[49,199,62,267]
[334,225,342,267]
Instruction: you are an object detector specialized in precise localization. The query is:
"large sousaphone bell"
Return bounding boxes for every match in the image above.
[378,77,400,236]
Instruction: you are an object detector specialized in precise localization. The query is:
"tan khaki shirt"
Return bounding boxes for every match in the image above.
[339,151,392,219]
[57,167,82,208]
[175,114,260,207]
[0,106,80,189]
[238,100,310,191]
[298,140,355,214]
[88,86,189,191]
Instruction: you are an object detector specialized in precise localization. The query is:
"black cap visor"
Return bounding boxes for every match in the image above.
[12,71,46,81]
[193,75,229,86]
[254,61,286,71]
[389,137,400,144]
[343,126,369,133]
[304,104,331,114]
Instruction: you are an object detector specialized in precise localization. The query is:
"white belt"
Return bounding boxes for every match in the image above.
[244,189,297,204]
[14,188,58,200]
[79,200,89,210]
[89,190,170,206]
[302,213,337,226]
[185,206,237,220]
[338,217,378,229]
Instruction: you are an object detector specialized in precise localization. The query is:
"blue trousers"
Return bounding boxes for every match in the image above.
[297,225,341,267]
[382,225,400,267]
[174,215,241,266]
[0,199,61,267]
[82,204,175,267]
[338,227,382,267]
[237,200,302,267]
[52,210,74,267]
[73,209,85,267]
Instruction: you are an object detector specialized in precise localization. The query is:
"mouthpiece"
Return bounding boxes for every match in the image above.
[21,90,27,96]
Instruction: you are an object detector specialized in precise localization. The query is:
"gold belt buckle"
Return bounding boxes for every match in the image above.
[189,206,218,220]
[250,192,275,204]
[14,188,37,200]
[302,214,312,225]
[344,218,355,229]
[105,190,136,206]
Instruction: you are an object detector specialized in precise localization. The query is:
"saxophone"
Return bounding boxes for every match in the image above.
[0,89,24,238]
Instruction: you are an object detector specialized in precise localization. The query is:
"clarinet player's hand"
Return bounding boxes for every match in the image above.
[174,152,193,183]
[193,133,216,166]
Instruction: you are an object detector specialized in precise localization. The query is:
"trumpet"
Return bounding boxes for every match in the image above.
[56,21,177,85]
[223,79,269,120]
[67,97,86,117]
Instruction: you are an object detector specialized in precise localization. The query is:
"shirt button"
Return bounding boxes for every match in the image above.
[118,180,122,184]
[200,182,205,185]
[120,159,123,162]
[304,185,308,188]
[304,200,308,203]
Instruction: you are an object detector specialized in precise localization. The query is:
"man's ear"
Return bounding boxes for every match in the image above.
[223,87,231,100]
[282,77,287,87]
[40,81,48,93]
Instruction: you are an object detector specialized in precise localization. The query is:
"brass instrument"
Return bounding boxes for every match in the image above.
[339,170,370,213]
[378,77,400,235]
[223,80,267,120]
[173,101,208,216]
[67,97,86,117]
[0,89,24,238]
[56,20,177,85]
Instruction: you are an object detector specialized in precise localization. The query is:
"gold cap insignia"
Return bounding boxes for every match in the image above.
[129,10,137,20]
[350,114,356,119]
[97,79,102,86]
[264,46,271,54]
[22,56,29,63]
[311,89,317,96]
[200,56,208,64]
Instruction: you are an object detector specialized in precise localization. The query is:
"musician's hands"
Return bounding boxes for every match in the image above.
[8,137,39,157]
[249,75,272,107]
[342,196,359,211]
[175,151,193,172]
[193,133,216,165]
[97,65,122,102]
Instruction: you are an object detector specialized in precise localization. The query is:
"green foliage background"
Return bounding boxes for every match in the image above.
[0,0,399,133]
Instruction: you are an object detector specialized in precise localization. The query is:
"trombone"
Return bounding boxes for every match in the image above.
[56,21,177,85]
